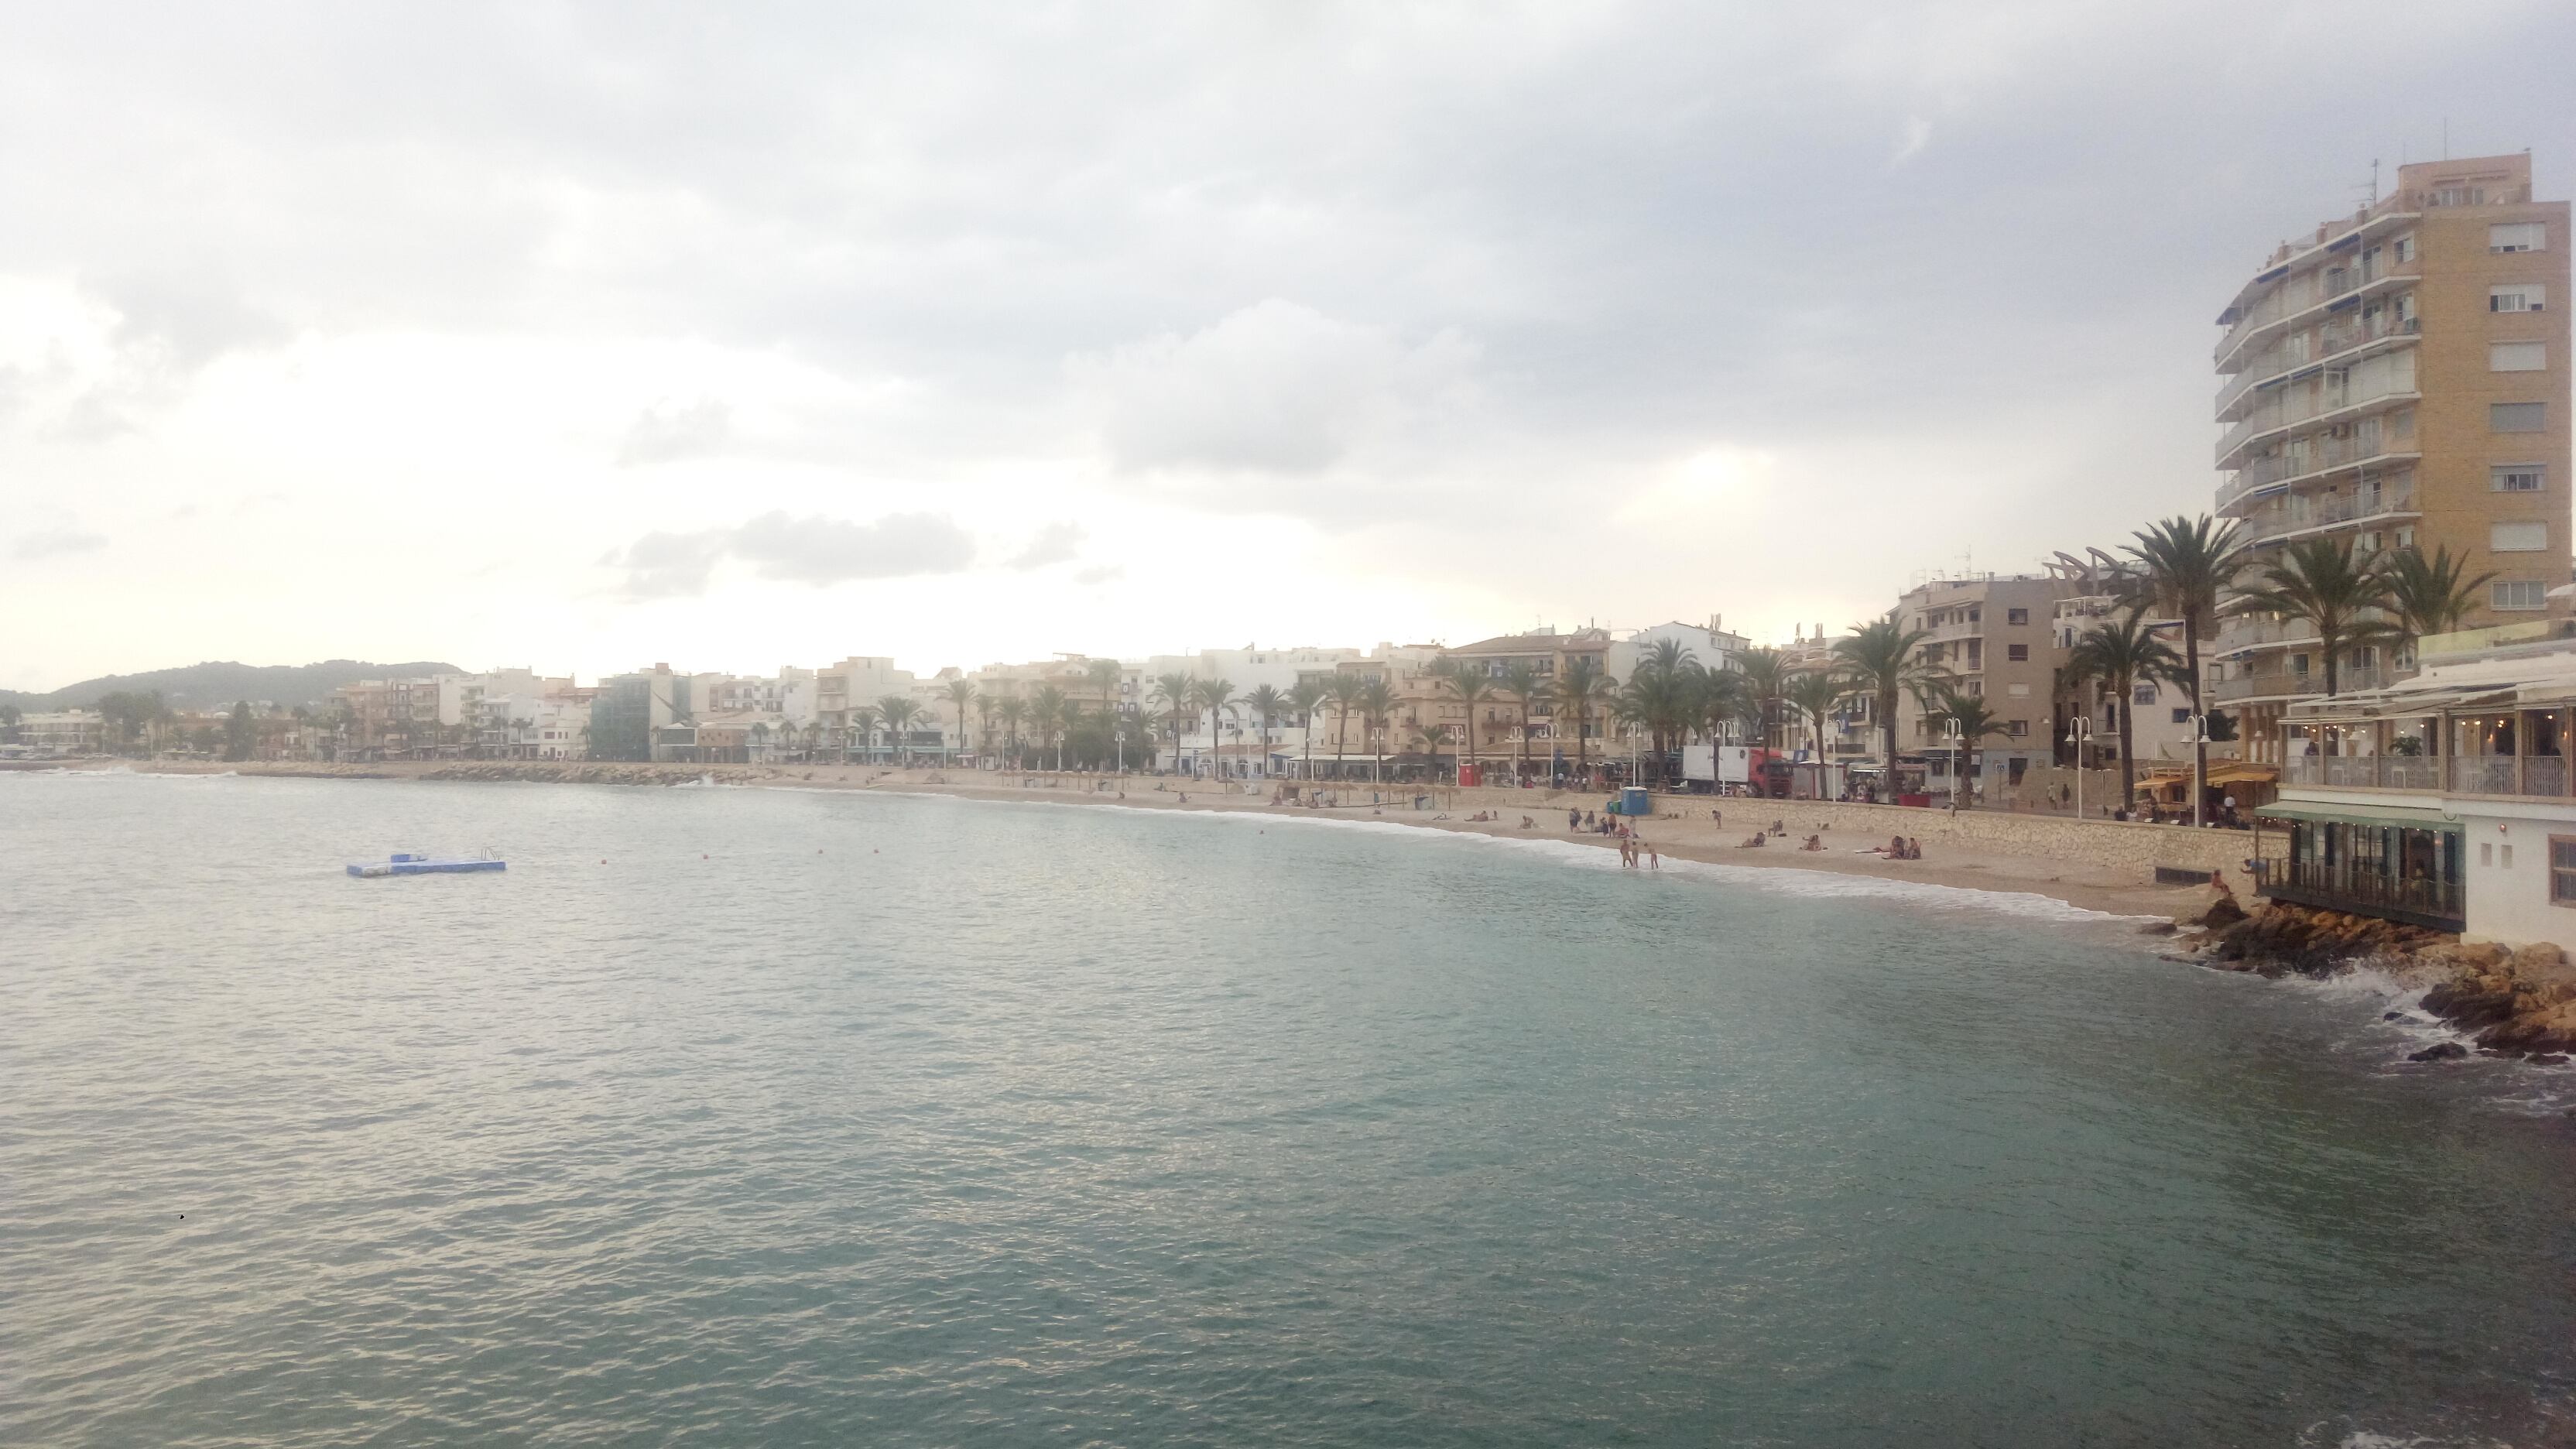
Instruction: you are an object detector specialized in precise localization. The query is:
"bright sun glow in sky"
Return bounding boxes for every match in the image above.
[4,2,2571,690]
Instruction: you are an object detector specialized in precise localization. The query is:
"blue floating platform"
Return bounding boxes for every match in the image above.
[348,851,506,879]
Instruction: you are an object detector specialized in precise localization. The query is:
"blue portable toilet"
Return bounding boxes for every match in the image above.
[1619,786,1649,817]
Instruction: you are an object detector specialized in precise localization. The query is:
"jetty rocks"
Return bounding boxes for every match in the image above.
[2177,897,2576,1059]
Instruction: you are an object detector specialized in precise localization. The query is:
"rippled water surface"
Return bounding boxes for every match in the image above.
[9,772,2576,1447]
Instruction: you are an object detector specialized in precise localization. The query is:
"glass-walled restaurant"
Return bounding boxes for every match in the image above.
[2279,697,2572,800]
[2253,803,2463,930]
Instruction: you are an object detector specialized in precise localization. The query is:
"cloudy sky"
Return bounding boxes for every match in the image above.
[5,1,2571,690]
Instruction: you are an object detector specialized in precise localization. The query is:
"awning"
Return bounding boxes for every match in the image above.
[2256,800,2462,832]
[2203,762,2277,785]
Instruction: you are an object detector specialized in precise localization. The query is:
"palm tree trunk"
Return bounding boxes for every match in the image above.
[2184,619,2205,827]
[2115,684,2136,812]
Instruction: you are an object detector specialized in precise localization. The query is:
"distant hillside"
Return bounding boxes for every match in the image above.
[0,659,464,713]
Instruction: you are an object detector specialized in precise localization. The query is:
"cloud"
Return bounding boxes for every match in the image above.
[602,510,976,598]
[1009,520,1085,570]
[1891,115,1932,166]
[12,529,108,561]
[1072,564,1125,587]
[616,397,734,466]
[1071,300,1482,478]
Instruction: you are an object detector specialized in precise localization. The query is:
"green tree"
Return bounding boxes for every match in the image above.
[2123,516,2247,823]
[1243,684,1288,779]
[224,700,255,762]
[1430,658,1497,782]
[2382,544,2496,657]
[1149,672,1195,774]
[1550,656,1617,783]
[1924,684,2010,809]
[1082,657,1125,769]
[997,697,1026,769]
[2234,536,2400,697]
[1190,677,1238,779]
[940,680,979,766]
[1355,677,1396,784]
[1286,679,1328,780]
[2064,607,2183,813]
[1831,610,1937,790]
[850,705,884,765]
[1499,662,1546,783]
[0,701,21,743]
[1028,685,1068,770]
[1733,648,1788,749]
[1413,723,1456,783]
[1781,670,1853,784]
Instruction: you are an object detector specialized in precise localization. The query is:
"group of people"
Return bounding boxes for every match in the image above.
[1619,834,1660,870]
[1876,835,1923,860]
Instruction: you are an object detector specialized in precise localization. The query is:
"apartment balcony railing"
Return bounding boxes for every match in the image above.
[2213,666,2384,704]
[2254,858,2462,931]
[2243,493,2416,546]
[2219,440,2418,516]
[2215,255,2417,368]
[2215,316,2420,419]
[2213,616,2321,653]
[2285,754,2571,797]
[2216,371,2418,468]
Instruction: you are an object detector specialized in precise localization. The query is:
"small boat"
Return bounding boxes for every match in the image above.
[347,851,506,879]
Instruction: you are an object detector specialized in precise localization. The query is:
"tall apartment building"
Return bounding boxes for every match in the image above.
[2211,153,2570,761]
[1896,574,2073,800]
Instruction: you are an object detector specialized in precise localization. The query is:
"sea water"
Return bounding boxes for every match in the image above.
[5,772,2574,1446]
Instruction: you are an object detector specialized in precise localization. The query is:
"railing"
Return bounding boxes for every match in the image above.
[2213,666,2384,703]
[2215,254,2417,368]
[2216,316,2420,418]
[2286,755,2443,791]
[2254,858,2462,930]
[2222,441,2417,513]
[2454,756,2517,795]
[2525,758,2568,797]
[2216,369,2418,466]
[2243,493,2417,545]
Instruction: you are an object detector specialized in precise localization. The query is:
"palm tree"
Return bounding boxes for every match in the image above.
[940,680,978,767]
[2382,544,2496,659]
[1191,677,1238,779]
[1356,677,1396,783]
[997,697,1027,769]
[1286,679,1329,781]
[1499,661,1546,783]
[1613,640,1699,783]
[2234,536,2400,697]
[1244,684,1288,779]
[976,696,998,766]
[1149,672,1195,774]
[1550,655,1617,783]
[1832,610,1936,793]
[1029,684,1069,770]
[1924,684,2009,809]
[877,695,923,766]
[1696,666,1756,746]
[1781,670,1853,789]
[2124,516,2247,825]
[1413,723,1456,783]
[1083,657,1125,770]
[1734,647,1788,749]
[850,705,883,766]
[2064,607,2184,813]
[1324,673,1365,780]
[1432,658,1496,782]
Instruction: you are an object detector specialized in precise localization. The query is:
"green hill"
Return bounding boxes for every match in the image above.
[0,659,464,713]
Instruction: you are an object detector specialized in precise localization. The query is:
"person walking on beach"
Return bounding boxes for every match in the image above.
[1645,840,1660,870]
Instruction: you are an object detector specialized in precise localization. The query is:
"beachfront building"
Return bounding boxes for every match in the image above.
[1896,573,2076,803]
[334,677,449,757]
[2259,618,2576,944]
[589,665,690,762]
[2211,152,2571,764]
[12,709,104,755]
[1434,627,1616,778]
[1612,616,1747,680]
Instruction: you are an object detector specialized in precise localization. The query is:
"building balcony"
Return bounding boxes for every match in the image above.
[2280,752,2570,800]
[2215,317,2420,421]
[2253,857,2462,932]
[2215,253,2420,371]
[2216,375,2419,470]
[2212,615,2321,656]
[2213,666,2387,704]
[2217,440,2420,516]
[2241,492,2417,547]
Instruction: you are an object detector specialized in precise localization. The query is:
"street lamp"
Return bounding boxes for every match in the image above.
[1941,718,1964,811]
[2065,715,2094,820]
[2188,713,2215,826]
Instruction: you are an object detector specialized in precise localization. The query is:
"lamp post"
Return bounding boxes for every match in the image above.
[1942,718,1964,812]
[2065,715,2094,820]
[2188,713,2215,825]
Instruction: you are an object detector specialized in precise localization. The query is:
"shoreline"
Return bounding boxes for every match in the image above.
[32,758,2216,922]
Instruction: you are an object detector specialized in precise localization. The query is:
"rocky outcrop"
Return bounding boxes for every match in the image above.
[2178,902,2576,1060]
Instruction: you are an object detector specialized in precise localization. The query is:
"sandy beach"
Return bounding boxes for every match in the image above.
[43,759,2225,921]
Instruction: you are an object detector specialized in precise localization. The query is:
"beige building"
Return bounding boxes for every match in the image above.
[2211,153,2571,760]
[1896,574,2074,800]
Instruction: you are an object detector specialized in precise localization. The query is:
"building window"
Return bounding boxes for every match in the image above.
[2493,522,2549,552]
[2492,284,2548,313]
[2006,720,2028,738]
[2170,707,2191,724]
[2006,643,2029,662]
[2393,234,2417,262]
[2553,838,2576,905]
[2492,341,2548,372]
[2490,221,2548,253]
[2007,683,2030,697]
[2495,464,2547,492]
[2006,608,2029,625]
[2493,402,2547,432]
[2495,581,2547,611]
[2290,653,2310,677]
[2434,186,2487,207]
[2132,684,2156,707]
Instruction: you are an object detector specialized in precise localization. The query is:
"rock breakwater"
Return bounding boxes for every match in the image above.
[2174,896,2576,1060]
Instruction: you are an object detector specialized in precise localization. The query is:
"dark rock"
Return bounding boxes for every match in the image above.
[2197,896,2249,930]
[2533,1054,2569,1066]
[2407,1042,2468,1062]
[2383,1011,2408,1021]
[2136,921,2178,937]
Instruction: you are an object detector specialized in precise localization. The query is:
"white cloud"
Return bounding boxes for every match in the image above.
[616,397,734,466]
[12,528,108,561]
[1009,520,1085,569]
[603,511,978,598]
